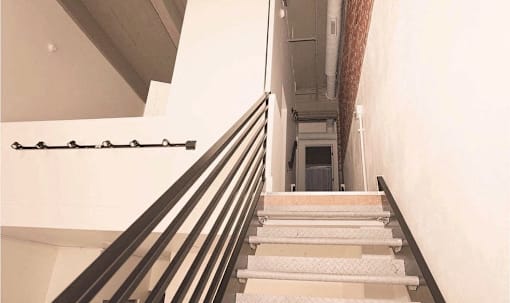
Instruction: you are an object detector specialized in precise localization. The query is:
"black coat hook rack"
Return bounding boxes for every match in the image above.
[10,139,196,150]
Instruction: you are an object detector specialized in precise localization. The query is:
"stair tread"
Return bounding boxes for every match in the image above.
[258,210,391,218]
[256,226,394,239]
[236,294,420,303]
[249,236,402,247]
[263,205,384,212]
[261,193,384,208]
[244,256,406,276]
[263,219,386,227]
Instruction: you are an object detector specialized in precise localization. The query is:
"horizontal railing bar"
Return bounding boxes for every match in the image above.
[189,165,265,302]
[170,149,266,303]
[211,177,265,303]
[52,93,268,303]
[377,176,445,303]
[109,116,267,302]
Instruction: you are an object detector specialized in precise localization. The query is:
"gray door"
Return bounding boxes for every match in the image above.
[305,146,333,191]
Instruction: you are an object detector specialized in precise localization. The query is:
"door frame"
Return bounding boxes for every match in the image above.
[296,138,339,191]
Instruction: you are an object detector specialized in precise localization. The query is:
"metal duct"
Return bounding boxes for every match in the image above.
[325,0,342,100]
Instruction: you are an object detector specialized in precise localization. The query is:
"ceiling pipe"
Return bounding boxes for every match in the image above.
[325,0,342,100]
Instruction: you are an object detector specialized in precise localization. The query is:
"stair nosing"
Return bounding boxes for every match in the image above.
[257,210,391,218]
[237,269,420,286]
[236,293,421,303]
[249,236,402,247]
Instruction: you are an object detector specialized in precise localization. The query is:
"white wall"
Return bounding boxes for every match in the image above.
[265,0,296,191]
[164,0,269,157]
[1,0,144,122]
[1,0,271,231]
[282,95,297,191]
[0,117,198,231]
[144,81,172,116]
[343,1,510,302]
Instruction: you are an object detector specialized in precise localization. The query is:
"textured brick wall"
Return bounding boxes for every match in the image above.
[337,0,374,180]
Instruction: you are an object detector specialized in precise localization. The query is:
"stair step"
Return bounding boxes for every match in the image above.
[257,210,391,219]
[252,226,401,246]
[236,294,420,303]
[262,192,383,208]
[263,205,384,212]
[249,236,403,247]
[237,256,419,286]
[244,256,406,275]
[256,227,394,239]
[263,219,386,227]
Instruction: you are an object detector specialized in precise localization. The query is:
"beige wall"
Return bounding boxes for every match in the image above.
[1,0,144,121]
[265,0,296,191]
[1,237,58,303]
[46,247,150,302]
[343,1,510,302]
[1,237,153,302]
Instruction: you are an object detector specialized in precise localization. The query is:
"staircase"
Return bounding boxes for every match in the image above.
[234,192,421,303]
[51,95,443,302]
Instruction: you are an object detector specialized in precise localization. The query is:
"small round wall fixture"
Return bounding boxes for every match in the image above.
[47,43,57,53]
[101,140,113,148]
[36,141,48,149]
[67,140,78,148]
[129,140,140,147]
[11,142,22,150]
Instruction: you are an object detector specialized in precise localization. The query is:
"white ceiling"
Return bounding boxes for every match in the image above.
[81,0,186,87]
[287,0,328,92]
[58,0,187,100]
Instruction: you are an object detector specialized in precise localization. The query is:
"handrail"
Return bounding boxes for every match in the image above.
[287,140,297,169]
[377,176,446,303]
[53,93,269,303]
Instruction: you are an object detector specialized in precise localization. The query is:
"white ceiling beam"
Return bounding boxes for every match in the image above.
[150,0,181,48]
[174,0,187,17]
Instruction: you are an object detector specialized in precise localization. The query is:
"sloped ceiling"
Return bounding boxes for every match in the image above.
[58,0,186,101]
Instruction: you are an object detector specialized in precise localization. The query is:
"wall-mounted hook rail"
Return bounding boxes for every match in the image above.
[10,139,196,150]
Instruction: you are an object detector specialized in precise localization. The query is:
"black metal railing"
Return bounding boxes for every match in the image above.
[287,140,297,169]
[53,93,269,303]
[377,176,446,303]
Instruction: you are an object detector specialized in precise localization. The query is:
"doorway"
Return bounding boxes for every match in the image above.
[296,139,339,191]
[305,146,333,191]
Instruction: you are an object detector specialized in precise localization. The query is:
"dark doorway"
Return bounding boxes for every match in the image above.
[305,146,333,191]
